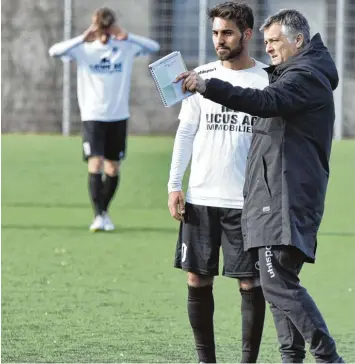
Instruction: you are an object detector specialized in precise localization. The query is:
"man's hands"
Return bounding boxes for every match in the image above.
[109,24,128,40]
[168,191,185,221]
[175,71,207,94]
[83,24,128,43]
[83,24,99,42]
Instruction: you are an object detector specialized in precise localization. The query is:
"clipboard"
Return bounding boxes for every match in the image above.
[149,51,192,107]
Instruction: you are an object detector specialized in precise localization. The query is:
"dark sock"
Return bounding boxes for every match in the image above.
[102,174,119,212]
[240,286,266,363]
[88,173,103,216]
[188,285,216,363]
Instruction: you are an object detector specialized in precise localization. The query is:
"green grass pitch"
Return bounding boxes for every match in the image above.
[1,135,355,362]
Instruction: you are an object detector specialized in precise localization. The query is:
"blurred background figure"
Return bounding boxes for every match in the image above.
[48,7,160,232]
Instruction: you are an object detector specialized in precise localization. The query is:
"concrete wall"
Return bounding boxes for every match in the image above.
[1,0,64,132]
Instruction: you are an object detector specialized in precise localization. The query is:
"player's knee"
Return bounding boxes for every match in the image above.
[239,277,260,291]
[88,156,103,173]
[187,272,213,287]
[104,160,119,176]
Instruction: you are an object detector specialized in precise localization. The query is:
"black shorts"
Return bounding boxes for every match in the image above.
[82,120,127,162]
[174,202,259,278]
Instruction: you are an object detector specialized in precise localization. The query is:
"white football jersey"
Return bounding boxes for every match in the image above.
[168,60,269,209]
[49,34,160,122]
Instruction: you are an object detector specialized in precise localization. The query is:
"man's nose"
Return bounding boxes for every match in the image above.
[266,43,273,54]
[216,35,225,45]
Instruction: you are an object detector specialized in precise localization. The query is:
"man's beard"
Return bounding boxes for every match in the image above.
[216,37,244,61]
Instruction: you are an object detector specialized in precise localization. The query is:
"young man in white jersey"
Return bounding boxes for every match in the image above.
[49,8,160,232]
[168,3,268,363]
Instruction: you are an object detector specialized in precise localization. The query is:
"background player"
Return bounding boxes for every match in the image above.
[49,7,160,231]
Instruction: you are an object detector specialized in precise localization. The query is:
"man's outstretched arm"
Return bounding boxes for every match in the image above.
[176,70,319,118]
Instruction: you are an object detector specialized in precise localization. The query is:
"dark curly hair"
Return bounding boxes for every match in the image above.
[208,1,254,32]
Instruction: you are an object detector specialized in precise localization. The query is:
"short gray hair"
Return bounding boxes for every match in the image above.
[259,9,310,45]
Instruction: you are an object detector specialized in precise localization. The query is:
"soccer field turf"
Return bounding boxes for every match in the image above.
[1,135,355,363]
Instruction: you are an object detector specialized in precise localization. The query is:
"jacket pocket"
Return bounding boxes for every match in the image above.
[261,156,271,199]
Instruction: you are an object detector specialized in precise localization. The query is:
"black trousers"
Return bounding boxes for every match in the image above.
[258,246,343,363]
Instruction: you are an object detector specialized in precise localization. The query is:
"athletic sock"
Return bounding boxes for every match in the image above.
[88,173,103,216]
[102,174,119,212]
[240,286,266,363]
[188,285,216,363]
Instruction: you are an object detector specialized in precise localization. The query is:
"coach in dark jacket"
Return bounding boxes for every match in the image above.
[176,9,344,363]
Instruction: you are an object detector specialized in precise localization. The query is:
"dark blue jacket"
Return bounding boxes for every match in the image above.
[202,34,339,262]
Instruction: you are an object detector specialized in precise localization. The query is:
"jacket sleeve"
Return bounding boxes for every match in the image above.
[202,69,317,118]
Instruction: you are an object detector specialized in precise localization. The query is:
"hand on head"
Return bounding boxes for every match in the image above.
[108,24,128,41]
[83,24,99,42]
[84,7,128,43]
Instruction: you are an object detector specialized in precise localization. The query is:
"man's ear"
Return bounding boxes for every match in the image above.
[243,28,253,42]
[296,33,305,49]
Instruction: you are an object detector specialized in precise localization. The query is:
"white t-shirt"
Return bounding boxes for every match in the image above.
[49,34,160,122]
[168,60,269,209]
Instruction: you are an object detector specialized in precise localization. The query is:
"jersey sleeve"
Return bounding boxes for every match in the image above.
[48,35,84,61]
[167,94,201,193]
[126,33,160,57]
[178,93,201,123]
